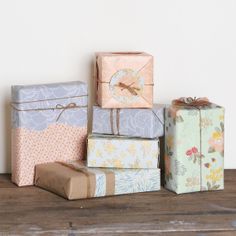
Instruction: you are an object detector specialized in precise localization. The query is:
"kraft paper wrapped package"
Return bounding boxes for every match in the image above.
[11,81,88,186]
[164,97,224,194]
[35,161,161,200]
[87,134,160,168]
[95,52,153,108]
[92,104,165,138]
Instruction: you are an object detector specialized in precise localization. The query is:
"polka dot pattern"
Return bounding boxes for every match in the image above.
[11,123,87,186]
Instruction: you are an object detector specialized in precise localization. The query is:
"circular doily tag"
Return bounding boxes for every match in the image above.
[109,69,144,104]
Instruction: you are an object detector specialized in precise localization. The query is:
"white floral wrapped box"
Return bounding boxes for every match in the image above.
[87,134,160,169]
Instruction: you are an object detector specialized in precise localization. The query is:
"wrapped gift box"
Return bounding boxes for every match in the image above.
[95,52,153,108]
[87,134,160,168]
[92,104,165,138]
[11,81,88,186]
[35,161,161,200]
[164,98,224,194]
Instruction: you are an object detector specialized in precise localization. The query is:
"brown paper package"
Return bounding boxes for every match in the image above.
[35,162,161,200]
[35,163,89,200]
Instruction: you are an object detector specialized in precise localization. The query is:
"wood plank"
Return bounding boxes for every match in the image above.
[0,170,235,235]
[0,174,15,188]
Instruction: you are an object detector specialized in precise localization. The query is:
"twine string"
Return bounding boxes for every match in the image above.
[110,108,120,135]
[115,82,140,96]
[110,109,114,134]
[55,103,77,122]
[116,109,120,135]
[110,108,162,136]
[12,94,88,104]
[11,100,87,122]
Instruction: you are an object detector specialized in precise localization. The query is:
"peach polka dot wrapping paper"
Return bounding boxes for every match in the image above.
[11,81,88,186]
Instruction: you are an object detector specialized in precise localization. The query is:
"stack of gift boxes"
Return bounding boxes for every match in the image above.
[11,52,225,200]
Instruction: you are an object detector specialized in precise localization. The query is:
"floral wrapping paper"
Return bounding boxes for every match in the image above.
[95,52,153,108]
[11,81,88,186]
[164,103,224,194]
[87,134,160,169]
[92,104,165,138]
[35,161,161,200]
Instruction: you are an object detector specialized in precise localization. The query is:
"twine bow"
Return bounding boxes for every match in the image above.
[115,82,141,96]
[172,97,210,107]
[55,103,77,122]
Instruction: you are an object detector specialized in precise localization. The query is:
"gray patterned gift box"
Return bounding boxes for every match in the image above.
[92,104,165,138]
[11,81,88,186]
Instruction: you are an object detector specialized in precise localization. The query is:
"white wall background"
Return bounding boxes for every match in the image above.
[0,0,235,173]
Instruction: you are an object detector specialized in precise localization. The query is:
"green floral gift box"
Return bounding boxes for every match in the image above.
[164,97,224,194]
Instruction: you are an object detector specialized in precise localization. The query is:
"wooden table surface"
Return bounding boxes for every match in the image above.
[0,170,236,235]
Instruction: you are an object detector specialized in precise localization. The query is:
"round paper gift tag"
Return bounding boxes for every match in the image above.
[109,69,144,104]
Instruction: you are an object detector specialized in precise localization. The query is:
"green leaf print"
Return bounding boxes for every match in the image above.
[220,122,224,132]
[211,185,220,190]
[207,181,221,190]
[207,182,211,190]
[215,127,221,132]
[166,146,170,153]
[166,172,173,181]
[168,151,173,156]
[208,147,215,153]
[176,115,184,123]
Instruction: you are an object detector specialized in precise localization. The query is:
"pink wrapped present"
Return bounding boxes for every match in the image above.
[95,52,153,108]
[11,81,88,186]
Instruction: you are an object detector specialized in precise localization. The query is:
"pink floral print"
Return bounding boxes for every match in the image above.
[185,147,204,164]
